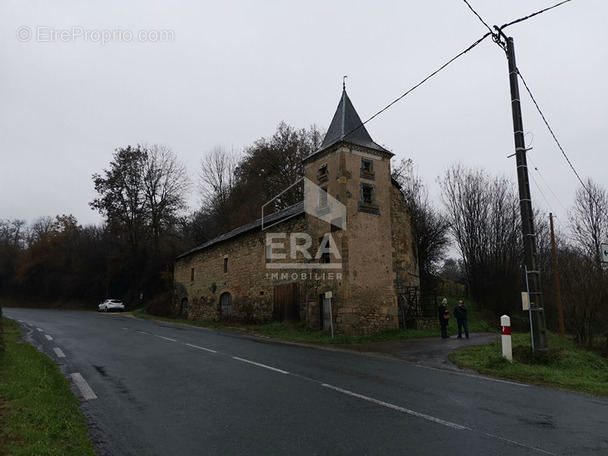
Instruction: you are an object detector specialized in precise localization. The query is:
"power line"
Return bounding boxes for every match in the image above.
[499,0,573,30]
[461,0,493,33]
[516,68,589,196]
[527,155,571,235]
[356,32,492,132]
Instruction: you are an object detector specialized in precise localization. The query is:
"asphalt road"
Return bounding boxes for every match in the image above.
[4,308,608,456]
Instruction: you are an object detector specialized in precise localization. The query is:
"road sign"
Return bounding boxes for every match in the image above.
[601,243,608,263]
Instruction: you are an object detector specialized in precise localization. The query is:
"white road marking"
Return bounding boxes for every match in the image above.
[321,383,555,454]
[155,335,177,342]
[53,347,66,358]
[415,364,530,387]
[232,356,289,374]
[69,373,97,400]
[45,335,53,341]
[186,343,217,353]
[36,327,44,332]
[322,383,469,430]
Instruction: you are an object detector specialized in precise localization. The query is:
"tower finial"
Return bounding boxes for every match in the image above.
[343,75,348,91]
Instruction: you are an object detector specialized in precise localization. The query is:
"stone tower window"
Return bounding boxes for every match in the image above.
[358,183,379,214]
[223,257,229,273]
[360,159,375,180]
[318,186,328,208]
[318,164,329,184]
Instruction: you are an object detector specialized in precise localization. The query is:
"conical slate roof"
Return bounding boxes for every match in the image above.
[307,88,390,160]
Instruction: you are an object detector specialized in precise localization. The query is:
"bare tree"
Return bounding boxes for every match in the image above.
[92,144,190,251]
[392,158,450,281]
[142,144,191,251]
[563,179,608,344]
[198,145,239,231]
[29,216,55,245]
[440,162,522,312]
[569,179,608,265]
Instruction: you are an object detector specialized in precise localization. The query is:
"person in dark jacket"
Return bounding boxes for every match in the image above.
[438,298,450,339]
[454,300,469,339]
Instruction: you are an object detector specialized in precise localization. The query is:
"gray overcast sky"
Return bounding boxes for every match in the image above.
[1,0,606,231]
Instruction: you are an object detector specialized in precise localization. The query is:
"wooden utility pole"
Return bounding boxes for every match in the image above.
[496,28,548,351]
[549,213,566,336]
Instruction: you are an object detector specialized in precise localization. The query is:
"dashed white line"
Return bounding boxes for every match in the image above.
[69,373,97,400]
[232,356,289,374]
[155,335,177,342]
[186,343,217,353]
[45,335,53,341]
[53,347,66,358]
[36,327,44,332]
[322,383,469,430]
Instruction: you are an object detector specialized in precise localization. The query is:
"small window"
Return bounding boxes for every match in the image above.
[358,183,379,214]
[190,268,195,281]
[362,185,373,205]
[319,186,328,208]
[223,257,229,273]
[360,159,375,180]
[319,236,330,264]
[318,164,329,183]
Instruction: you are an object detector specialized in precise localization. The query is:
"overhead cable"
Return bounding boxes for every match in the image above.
[354,32,492,134]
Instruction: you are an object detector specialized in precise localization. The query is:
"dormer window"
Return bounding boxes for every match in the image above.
[360,159,375,180]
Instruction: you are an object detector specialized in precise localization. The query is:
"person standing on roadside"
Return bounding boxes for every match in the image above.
[454,300,469,339]
[438,298,450,339]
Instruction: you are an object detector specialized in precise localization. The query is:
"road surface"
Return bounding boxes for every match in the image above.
[4,308,608,455]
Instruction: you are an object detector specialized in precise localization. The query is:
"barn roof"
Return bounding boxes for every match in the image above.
[176,201,304,259]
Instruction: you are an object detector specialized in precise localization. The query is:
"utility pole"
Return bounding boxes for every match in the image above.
[495,28,548,351]
[549,213,566,337]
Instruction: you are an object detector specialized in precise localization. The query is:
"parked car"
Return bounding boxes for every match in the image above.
[98,299,125,312]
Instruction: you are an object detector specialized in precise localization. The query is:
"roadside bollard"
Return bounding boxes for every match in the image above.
[501,315,512,362]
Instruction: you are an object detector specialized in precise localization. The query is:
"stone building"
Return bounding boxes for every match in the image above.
[173,88,420,335]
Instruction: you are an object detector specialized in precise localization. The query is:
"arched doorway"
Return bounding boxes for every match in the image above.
[220,292,232,320]
[180,297,189,319]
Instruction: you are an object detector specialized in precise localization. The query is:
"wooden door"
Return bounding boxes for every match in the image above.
[273,283,300,321]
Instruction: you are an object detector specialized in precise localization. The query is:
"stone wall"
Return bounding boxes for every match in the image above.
[174,215,307,323]
[175,143,419,336]
[390,184,420,288]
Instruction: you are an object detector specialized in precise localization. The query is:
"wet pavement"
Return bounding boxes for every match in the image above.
[333,332,500,372]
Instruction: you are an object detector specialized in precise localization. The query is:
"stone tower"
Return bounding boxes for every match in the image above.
[302,87,406,335]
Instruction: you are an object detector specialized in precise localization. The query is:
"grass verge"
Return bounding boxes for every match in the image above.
[449,331,608,398]
[134,296,493,344]
[134,308,453,343]
[0,318,95,456]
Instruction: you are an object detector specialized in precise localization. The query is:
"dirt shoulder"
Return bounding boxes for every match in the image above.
[334,332,500,371]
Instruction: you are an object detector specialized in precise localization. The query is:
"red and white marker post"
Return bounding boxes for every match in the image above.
[501,315,513,362]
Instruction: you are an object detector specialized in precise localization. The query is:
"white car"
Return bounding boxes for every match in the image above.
[98,299,125,312]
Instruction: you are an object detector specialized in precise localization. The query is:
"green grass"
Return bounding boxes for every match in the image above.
[0,318,95,456]
[134,295,494,344]
[449,332,608,398]
[437,296,494,334]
